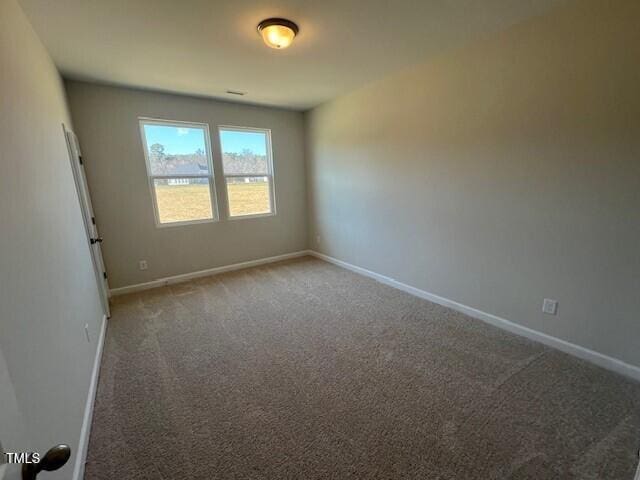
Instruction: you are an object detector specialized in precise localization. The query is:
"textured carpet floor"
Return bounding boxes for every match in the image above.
[85,257,640,479]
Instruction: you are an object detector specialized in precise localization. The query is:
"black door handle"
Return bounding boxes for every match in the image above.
[90,237,103,244]
[22,444,71,479]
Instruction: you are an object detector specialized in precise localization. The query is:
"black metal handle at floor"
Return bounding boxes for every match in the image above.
[90,237,103,244]
[22,445,71,480]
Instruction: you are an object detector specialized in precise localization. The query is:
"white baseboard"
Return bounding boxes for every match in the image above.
[308,250,640,382]
[110,250,311,296]
[72,314,107,480]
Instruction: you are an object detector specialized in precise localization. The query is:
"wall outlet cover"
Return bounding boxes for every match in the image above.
[542,298,558,315]
[139,260,148,270]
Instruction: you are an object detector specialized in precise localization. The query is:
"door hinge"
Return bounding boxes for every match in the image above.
[91,216,96,225]
[103,272,108,280]
[78,155,83,165]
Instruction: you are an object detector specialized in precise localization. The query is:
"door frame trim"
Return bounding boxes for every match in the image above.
[63,124,110,317]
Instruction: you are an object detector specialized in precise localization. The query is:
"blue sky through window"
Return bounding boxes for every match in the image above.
[143,125,207,155]
[220,130,267,156]
[143,124,267,156]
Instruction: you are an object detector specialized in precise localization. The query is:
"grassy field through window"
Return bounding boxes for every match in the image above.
[226,179,270,216]
[154,182,270,223]
[154,182,212,224]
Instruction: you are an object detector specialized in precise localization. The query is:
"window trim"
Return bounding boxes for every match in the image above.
[139,117,219,228]
[217,125,277,220]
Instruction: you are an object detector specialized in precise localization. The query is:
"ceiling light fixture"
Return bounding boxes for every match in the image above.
[257,18,298,49]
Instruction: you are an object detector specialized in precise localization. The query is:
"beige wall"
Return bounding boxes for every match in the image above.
[0,1,105,478]
[65,82,307,289]
[305,0,640,367]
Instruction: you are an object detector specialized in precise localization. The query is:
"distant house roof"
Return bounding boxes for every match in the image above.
[167,163,208,175]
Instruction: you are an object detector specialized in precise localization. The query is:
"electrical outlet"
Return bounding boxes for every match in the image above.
[84,323,91,342]
[139,260,148,270]
[542,298,558,315]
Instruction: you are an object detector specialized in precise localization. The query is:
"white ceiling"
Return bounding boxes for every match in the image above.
[19,0,566,110]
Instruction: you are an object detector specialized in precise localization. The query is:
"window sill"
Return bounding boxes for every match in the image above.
[227,212,276,221]
[155,217,218,228]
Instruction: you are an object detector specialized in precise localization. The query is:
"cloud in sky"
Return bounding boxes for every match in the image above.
[176,127,189,136]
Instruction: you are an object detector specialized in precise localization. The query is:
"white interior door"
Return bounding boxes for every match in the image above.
[63,125,111,318]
